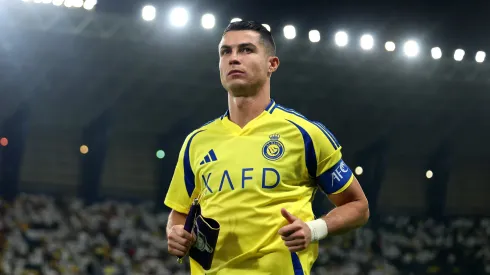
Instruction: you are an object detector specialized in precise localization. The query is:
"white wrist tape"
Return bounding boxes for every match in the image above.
[306,219,328,242]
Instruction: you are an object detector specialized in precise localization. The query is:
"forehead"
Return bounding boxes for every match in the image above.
[219,30,262,47]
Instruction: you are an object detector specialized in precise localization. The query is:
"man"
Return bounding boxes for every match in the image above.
[165,21,370,275]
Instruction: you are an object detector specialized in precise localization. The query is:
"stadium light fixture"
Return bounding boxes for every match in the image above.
[81,0,97,8]
[475,51,486,63]
[308,30,320,43]
[64,0,73,7]
[42,0,52,4]
[0,137,8,147]
[334,31,348,47]
[201,13,215,29]
[403,40,419,57]
[385,41,396,52]
[426,170,433,179]
[355,166,363,176]
[83,0,97,10]
[73,0,83,8]
[80,145,89,155]
[454,49,465,61]
[34,0,42,3]
[52,0,63,6]
[360,34,374,50]
[169,7,189,27]
[156,150,166,159]
[283,25,296,40]
[230,18,242,23]
[262,24,271,32]
[431,47,442,59]
[142,5,156,21]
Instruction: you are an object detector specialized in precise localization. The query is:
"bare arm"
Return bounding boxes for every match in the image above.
[322,177,370,236]
[166,210,188,237]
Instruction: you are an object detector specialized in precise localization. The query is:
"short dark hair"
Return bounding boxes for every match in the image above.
[223,21,276,56]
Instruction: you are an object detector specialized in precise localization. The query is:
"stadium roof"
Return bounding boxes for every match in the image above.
[1,0,490,159]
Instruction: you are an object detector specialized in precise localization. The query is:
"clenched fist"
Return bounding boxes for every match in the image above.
[167,225,196,257]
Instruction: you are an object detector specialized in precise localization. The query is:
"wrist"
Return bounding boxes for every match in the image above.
[306,219,328,242]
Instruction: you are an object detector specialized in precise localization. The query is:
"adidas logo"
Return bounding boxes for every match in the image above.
[200,149,218,165]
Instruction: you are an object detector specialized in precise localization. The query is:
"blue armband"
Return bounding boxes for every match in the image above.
[317,159,353,194]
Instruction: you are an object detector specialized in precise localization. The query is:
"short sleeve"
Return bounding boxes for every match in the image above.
[310,122,354,195]
[164,130,204,214]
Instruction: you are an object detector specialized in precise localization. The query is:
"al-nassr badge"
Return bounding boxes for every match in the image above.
[262,134,285,161]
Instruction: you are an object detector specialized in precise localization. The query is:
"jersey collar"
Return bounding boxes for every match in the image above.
[221,99,276,134]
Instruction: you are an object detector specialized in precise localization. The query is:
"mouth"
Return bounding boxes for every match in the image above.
[228,70,244,76]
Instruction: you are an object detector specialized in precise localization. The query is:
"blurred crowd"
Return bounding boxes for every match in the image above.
[0,194,489,275]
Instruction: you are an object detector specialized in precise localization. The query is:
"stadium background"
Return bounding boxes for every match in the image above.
[0,0,489,274]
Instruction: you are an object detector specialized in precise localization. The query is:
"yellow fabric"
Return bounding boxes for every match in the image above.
[164,100,353,275]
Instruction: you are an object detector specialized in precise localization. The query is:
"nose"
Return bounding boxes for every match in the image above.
[229,52,240,66]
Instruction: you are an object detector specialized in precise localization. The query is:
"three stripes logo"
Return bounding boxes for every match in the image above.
[200,149,218,165]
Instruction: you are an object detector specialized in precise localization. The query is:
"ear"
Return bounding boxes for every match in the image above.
[268,56,280,73]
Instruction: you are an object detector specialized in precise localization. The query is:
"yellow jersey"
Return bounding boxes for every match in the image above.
[164,99,354,275]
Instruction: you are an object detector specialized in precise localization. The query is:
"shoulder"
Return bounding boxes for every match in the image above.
[182,117,220,145]
[272,104,340,148]
[272,104,325,133]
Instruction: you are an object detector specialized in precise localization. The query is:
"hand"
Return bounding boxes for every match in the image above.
[277,208,312,253]
[167,225,196,257]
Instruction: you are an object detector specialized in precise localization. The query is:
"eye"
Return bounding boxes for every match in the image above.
[241,48,252,53]
[220,49,231,56]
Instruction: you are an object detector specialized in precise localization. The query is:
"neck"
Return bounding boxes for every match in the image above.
[227,86,271,128]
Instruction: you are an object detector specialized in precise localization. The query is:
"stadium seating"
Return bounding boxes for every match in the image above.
[0,194,489,275]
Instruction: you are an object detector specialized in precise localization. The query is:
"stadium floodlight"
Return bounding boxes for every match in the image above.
[283,25,296,40]
[34,0,42,3]
[262,24,271,32]
[83,0,97,10]
[73,0,83,8]
[403,40,419,57]
[80,145,89,155]
[169,7,189,27]
[475,51,486,63]
[454,49,465,61]
[385,41,396,51]
[201,13,215,29]
[360,34,374,50]
[142,5,156,21]
[334,31,348,47]
[42,0,52,4]
[0,137,8,147]
[355,166,363,176]
[52,0,63,6]
[431,47,442,59]
[64,0,73,7]
[156,150,166,159]
[426,170,433,179]
[230,18,242,23]
[308,30,320,43]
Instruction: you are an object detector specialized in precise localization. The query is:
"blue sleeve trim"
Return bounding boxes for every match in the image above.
[317,159,353,194]
[286,119,317,178]
[183,130,205,197]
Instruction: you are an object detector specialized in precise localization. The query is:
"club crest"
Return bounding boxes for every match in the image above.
[262,134,285,161]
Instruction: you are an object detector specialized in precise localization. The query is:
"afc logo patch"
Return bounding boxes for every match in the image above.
[262,134,285,161]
